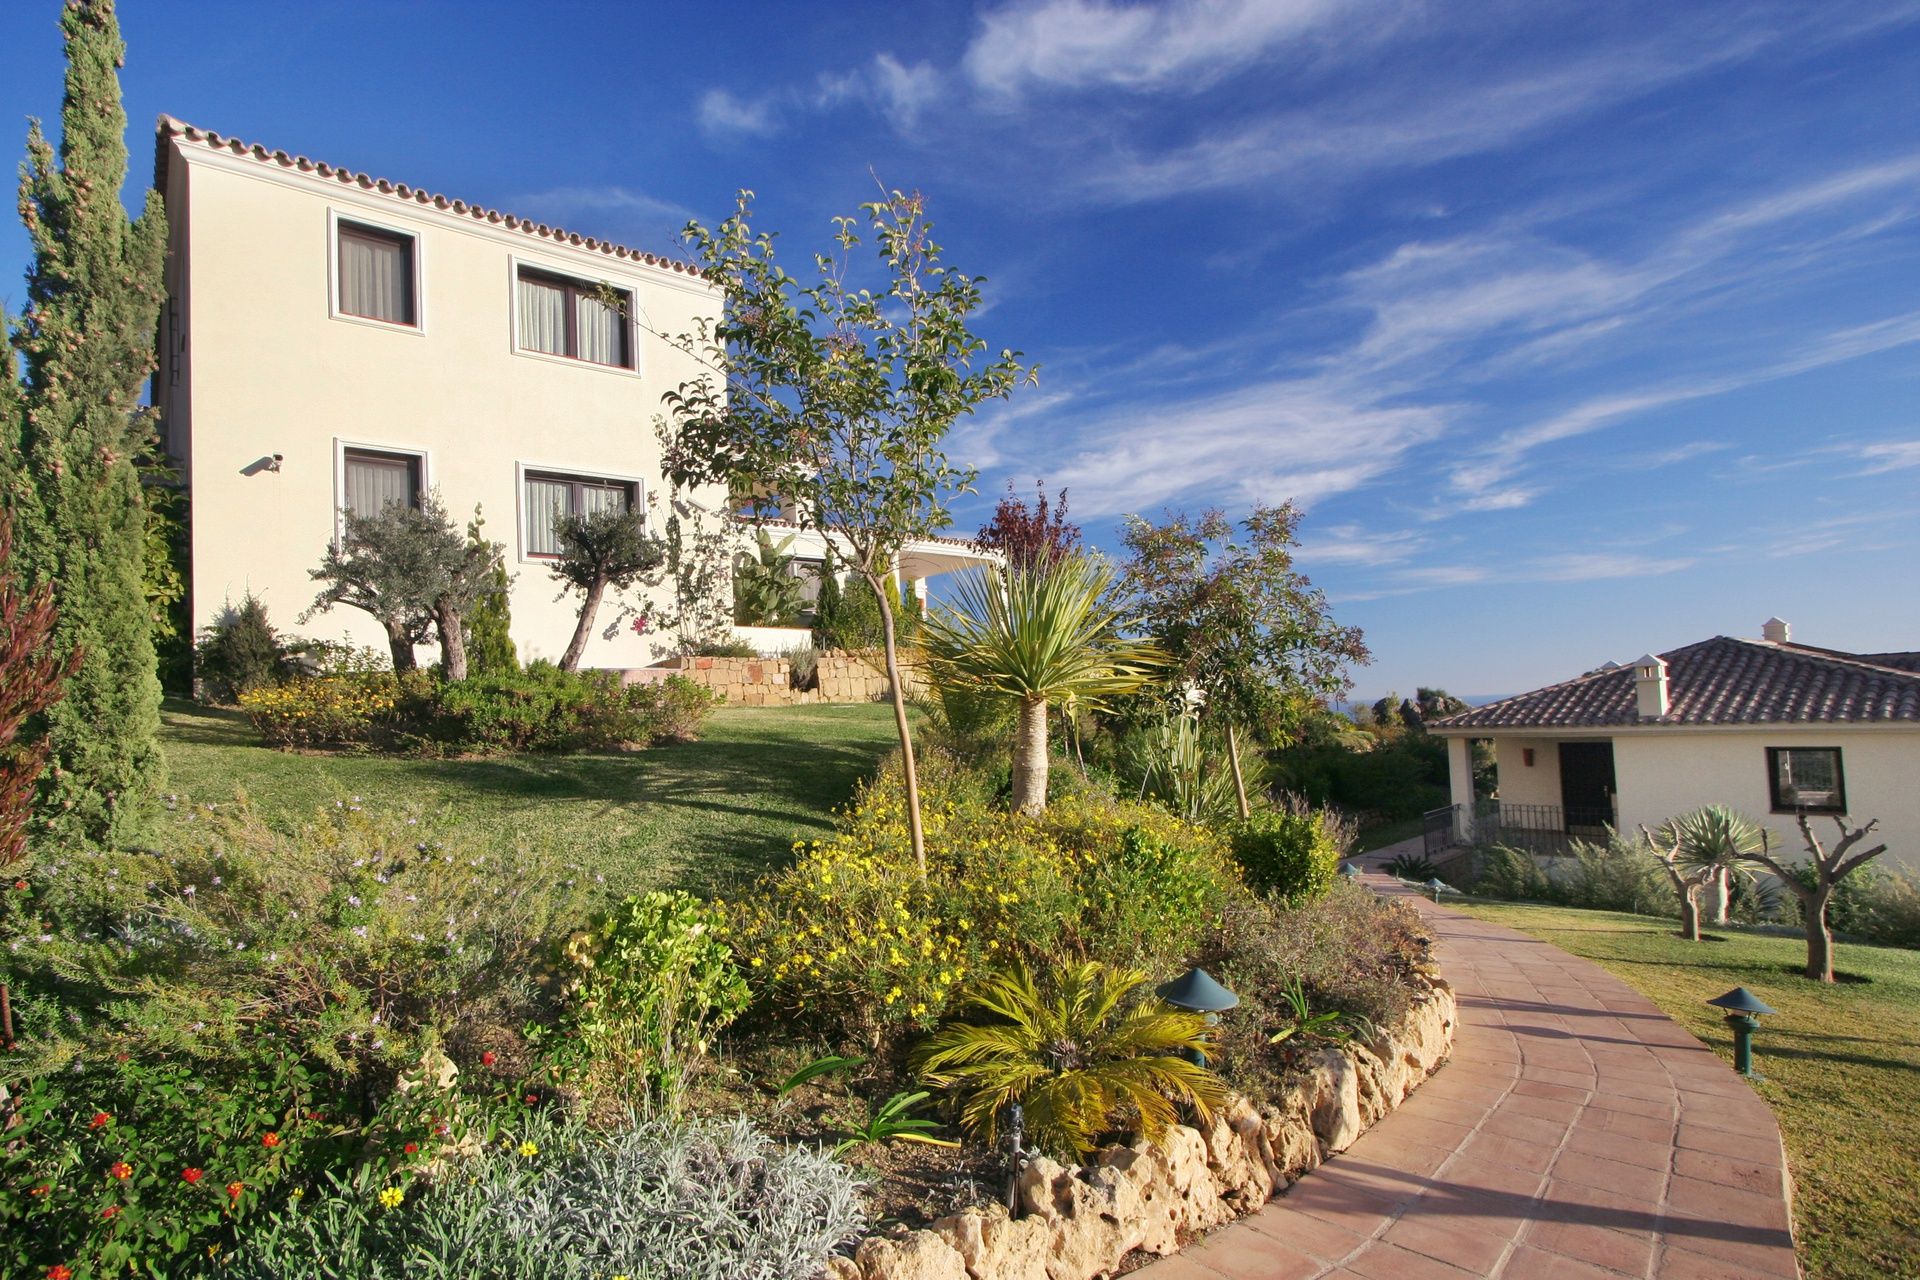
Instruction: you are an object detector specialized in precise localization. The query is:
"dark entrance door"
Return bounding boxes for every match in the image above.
[1558,742,1616,832]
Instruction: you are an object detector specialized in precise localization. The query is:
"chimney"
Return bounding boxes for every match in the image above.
[1762,617,1791,644]
[1634,653,1670,719]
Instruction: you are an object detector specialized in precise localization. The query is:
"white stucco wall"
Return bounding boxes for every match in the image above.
[162,138,724,671]
[1460,727,1920,874]
[1491,737,1565,810]
[1611,727,1920,874]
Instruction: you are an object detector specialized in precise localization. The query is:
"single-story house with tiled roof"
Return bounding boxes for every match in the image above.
[1428,619,1920,872]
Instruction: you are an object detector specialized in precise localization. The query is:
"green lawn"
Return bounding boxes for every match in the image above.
[1452,900,1920,1280]
[157,698,902,899]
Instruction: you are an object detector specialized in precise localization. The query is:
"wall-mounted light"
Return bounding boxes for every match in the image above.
[268,452,284,473]
[1523,748,1536,767]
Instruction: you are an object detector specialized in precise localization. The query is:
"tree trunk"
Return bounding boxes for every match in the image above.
[1224,721,1251,820]
[384,620,417,673]
[1678,885,1701,941]
[560,578,607,673]
[1706,866,1731,926]
[872,572,926,873]
[1011,696,1049,816]
[435,599,469,682]
[1805,885,1836,983]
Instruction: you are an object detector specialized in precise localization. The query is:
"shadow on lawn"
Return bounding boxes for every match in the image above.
[162,699,893,896]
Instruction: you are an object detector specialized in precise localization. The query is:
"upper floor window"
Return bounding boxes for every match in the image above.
[342,447,423,519]
[1767,747,1846,814]
[336,221,417,326]
[516,267,632,368]
[524,470,640,557]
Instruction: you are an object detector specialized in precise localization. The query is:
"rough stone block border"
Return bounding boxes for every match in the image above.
[833,975,1458,1280]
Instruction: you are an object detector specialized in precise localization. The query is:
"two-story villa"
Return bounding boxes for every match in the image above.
[154,116,725,671]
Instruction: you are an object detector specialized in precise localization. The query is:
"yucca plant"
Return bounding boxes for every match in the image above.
[913,960,1226,1160]
[922,557,1162,815]
[1645,806,1766,941]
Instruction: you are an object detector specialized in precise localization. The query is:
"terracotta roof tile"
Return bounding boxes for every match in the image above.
[154,116,703,279]
[1431,636,1920,731]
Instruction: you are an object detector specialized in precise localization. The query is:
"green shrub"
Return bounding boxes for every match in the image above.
[7,802,583,1081]
[914,961,1225,1161]
[1205,882,1431,1100]
[1467,843,1554,901]
[1228,809,1341,902]
[1858,869,1920,950]
[194,594,290,703]
[1561,834,1674,914]
[1382,851,1439,880]
[238,673,397,748]
[535,892,749,1112]
[229,1112,866,1280]
[626,674,716,743]
[2,1043,532,1280]
[723,760,1243,1048]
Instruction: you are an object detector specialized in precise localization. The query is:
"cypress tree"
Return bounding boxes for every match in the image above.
[464,512,518,676]
[6,1,168,845]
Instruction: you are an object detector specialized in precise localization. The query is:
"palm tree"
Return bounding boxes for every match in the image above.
[1645,806,1765,940]
[922,557,1162,815]
[913,961,1226,1161]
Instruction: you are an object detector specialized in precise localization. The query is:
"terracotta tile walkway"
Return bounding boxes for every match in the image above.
[1135,845,1800,1280]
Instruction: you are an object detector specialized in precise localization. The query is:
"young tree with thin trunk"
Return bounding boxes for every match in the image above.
[1119,505,1368,819]
[663,189,1031,872]
[1745,814,1889,983]
[923,557,1162,815]
[550,505,662,672]
[4,0,168,845]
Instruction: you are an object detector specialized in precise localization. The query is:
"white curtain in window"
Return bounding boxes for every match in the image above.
[580,482,629,518]
[576,292,626,366]
[518,276,568,356]
[339,230,411,323]
[526,477,572,555]
[344,454,416,518]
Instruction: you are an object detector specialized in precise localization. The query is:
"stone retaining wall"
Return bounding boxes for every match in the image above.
[831,975,1458,1280]
[622,650,925,706]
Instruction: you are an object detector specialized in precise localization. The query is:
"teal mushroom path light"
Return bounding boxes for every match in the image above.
[1339,861,1363,880]
[1157,967,1239,1067]
[1706,986,1778,1079]
[1423,877,1451,902]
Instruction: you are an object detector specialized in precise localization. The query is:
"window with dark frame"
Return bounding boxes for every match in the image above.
[516,267,632,368]
[336,221,417,326]
[524,471,639,557]
[1767,746,1846,814]
[342,448,422,519]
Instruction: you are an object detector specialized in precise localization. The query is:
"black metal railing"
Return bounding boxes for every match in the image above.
[1423,800,1618,857]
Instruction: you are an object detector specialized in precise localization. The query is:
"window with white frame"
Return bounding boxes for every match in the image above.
[342,448,422,519]
[336,220,417,326]
[516,266,632,368]
[524,470,639,557]
[1767,746,1846,814]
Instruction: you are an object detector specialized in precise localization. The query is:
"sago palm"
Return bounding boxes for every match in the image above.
[921,557,1162,815]
[912,960,1226,1161]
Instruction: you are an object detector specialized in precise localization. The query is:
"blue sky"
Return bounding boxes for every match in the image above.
[4,0,1918,700]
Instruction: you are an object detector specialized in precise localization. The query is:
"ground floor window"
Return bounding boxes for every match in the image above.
[524,470,639,557]
[1767,746,1845,813]
[342,447,423,519]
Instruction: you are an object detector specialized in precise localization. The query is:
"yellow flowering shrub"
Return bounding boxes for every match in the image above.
[723,756,1245,1047]
[239,674,398,748]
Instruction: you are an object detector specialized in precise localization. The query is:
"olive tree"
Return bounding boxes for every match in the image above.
[551,505,663,673]
[663,189,1031,871]
[1120,505,1368,818]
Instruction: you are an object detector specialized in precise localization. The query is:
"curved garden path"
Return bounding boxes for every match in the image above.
[1136,842,1800,1280]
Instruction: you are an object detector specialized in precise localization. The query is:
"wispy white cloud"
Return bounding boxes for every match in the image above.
[697,88,778,139]
[511,184,696,230]
[1046,376,1450,518]
[1293,523,1429,567]
[1855,440,1920,473]
[962,0,1388,97]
